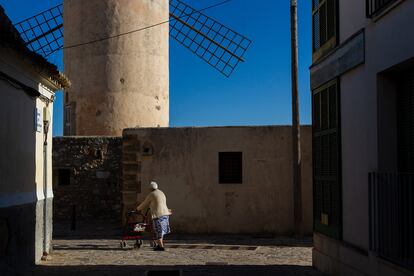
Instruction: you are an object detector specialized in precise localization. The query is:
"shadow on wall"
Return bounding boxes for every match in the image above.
[0,92,38,273]
[31,264,322,276]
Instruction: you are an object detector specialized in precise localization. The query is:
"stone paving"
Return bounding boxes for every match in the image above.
[30,221,324,276]
[31,237,323,276]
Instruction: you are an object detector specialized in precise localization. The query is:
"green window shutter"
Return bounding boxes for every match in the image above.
[312,80,342,239]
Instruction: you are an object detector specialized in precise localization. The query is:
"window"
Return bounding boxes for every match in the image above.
[142,142,154,156]
[366,0,399,18]
[219,152,243,184]
[312,0,337,62]
[64,103,75,136]
[312,80,342,239]
[57,169,71,186]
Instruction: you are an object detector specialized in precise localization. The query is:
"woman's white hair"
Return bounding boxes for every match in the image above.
[150,181,158,190]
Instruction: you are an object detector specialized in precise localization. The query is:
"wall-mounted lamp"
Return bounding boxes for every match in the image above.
[43,107,51,144]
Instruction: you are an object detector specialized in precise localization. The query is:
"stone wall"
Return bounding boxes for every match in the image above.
[52,137,122,221]
[122,126,313,235]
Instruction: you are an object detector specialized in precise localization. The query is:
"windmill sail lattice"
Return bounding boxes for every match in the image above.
[14,4,63,58]
[169,0,251,77]
[13,1,251,77]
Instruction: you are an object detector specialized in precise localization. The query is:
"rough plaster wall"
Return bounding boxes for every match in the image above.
[52,137,122,220]
[63,0,169,136]
[34,198,53,263]
[122,126,313,235]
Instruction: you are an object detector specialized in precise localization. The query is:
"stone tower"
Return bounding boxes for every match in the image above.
[63,0,169,136]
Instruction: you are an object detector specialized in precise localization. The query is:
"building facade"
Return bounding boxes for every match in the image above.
[122,126,313,234]
[0,6,68,274]
[51,126,314,235]
[311,0,414,275]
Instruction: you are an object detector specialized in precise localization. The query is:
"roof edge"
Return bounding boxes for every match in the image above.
[0,5,70,90]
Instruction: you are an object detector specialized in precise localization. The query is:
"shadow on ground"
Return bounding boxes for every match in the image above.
[44,220,322,276]
[31,264,323,276]
[54,220,313,247]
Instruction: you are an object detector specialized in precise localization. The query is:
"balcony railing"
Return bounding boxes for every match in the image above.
[366,0,399,17]
[369,172,414,271]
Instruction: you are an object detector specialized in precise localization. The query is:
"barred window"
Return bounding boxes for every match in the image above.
[312,80,341,239]
[367,0,399,18]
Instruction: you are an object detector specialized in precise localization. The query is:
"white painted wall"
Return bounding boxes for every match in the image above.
[0,48,58,265]
[0,72,37,206]
[0,49,55,208]
[34,86,54,203]
[339,0,414,250]
[339,0,367,43]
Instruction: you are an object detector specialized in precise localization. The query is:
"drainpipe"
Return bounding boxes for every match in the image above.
[42,105,51,259]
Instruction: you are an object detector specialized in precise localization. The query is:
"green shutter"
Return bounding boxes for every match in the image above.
[312,80,342,239]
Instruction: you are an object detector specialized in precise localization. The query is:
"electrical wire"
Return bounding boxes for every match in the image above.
[62,0,232,51]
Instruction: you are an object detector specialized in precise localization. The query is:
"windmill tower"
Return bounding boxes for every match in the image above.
[14,0,251,136]
[64,0,169,136]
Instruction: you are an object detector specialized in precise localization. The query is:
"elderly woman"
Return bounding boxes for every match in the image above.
[136,181,171,251]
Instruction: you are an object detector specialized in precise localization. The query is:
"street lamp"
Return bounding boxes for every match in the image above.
[290,0,302,235]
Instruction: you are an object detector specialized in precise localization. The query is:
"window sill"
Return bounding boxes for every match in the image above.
[312,36,337,64]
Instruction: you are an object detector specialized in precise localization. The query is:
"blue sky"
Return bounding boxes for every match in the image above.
[0,0,312,136]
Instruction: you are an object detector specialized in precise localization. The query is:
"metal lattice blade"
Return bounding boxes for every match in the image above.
[12,1,252,77]
[14,4,63,58]
[169,0,251,77]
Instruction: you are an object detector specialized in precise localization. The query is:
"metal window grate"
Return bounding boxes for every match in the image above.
[312,80,341,239]
[312,11,320,51]
[219,152,242,184]
[169,0,252,77]
[369,172,414,271]
[366,0,399,18]
[14,4,63,57]
[312,0,337,56]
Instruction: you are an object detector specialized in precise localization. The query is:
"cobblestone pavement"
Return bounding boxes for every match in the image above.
[28,221,324,276]
[31,237,323,276]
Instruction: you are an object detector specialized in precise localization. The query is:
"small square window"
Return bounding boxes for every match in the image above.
[58,169,71,186]
[219,152,242,184]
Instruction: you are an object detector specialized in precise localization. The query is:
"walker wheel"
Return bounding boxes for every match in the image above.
[134,240,142,249]
[120,241,127,249]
